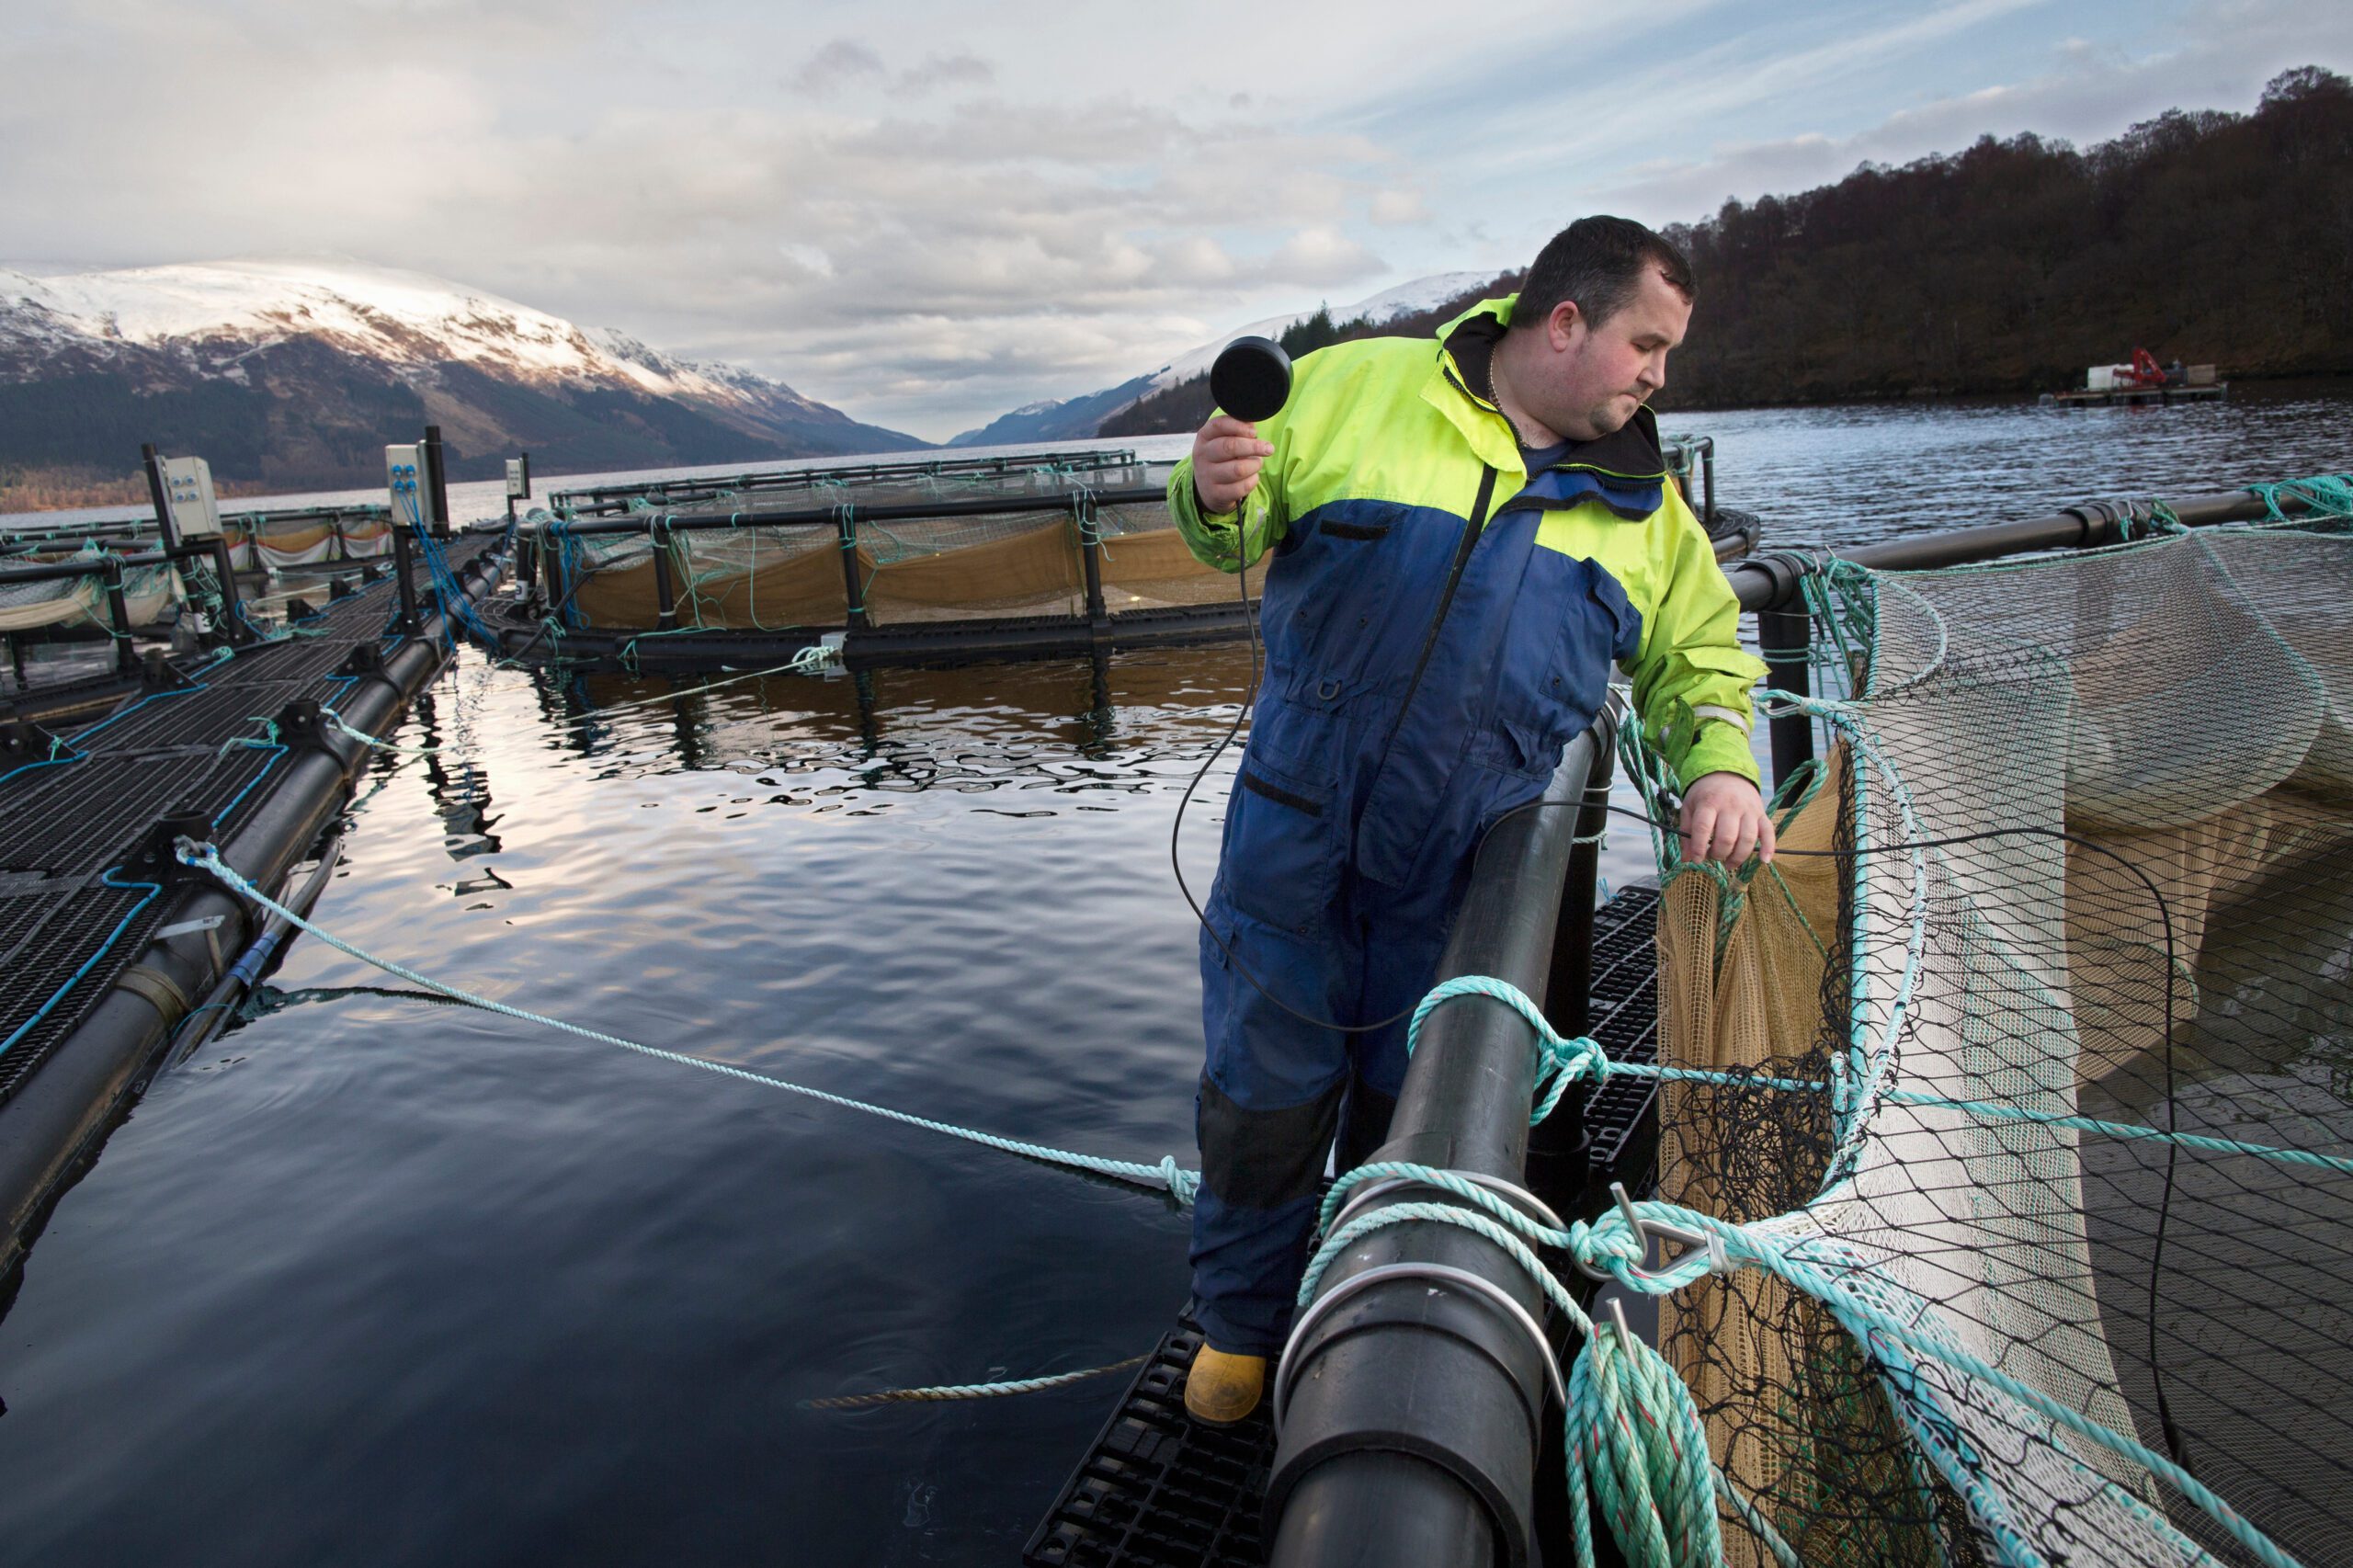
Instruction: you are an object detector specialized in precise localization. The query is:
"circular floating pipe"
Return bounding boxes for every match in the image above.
[1266,724,1607,1568]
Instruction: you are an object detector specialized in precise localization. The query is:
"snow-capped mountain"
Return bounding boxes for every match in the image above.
[0,257,925,501]
[948,270,1506,447]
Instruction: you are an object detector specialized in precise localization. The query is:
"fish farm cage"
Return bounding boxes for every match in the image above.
[1024,475,2353,1568]
[2,502,395,573]
[499,442,1758,671]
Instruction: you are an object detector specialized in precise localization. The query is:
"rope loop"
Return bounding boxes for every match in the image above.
[1407,974,1608,1125]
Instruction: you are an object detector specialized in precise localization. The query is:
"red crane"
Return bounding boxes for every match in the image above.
[2117,348,2171,389]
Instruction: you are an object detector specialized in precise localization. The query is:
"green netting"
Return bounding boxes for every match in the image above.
[1637,485,2353,1566]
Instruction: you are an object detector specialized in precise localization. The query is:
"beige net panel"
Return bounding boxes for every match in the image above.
[1646,515,2353,1567]
[551,493,1260,631]
[0,553,184,632]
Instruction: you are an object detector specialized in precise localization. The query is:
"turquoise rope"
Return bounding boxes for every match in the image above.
[173,840,1198,1206]
[1349,981,2316,1568]
[1411,975,2353,1180]
[801,1353,1150,1411]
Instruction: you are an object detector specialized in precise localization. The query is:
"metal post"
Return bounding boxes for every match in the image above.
[836,507,870,631]
[1700,440,1717,526]
[541,531,565,619]
[1758,607,1815,786]
[210,537,247,643]
[1076,496,1108,630]
[423,425,451,539]
[1268,729,1603,1568]
[392,514,421,632]
[141,443,181,552]
[650,521,677,631]
[104,560,137,675]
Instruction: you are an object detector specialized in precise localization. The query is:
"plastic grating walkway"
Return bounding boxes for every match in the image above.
[0,540,495,1104]
[1578,882,1662,1206]
[1023,886,1664,1568]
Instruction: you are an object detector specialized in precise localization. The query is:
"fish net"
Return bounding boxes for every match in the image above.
[1636,489,2353,1567]
[0,551,184,632]
[545,466,1259,631]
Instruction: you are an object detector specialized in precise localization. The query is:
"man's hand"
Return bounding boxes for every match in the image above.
[1679,771,1775,866]
[1191,415,1274,514]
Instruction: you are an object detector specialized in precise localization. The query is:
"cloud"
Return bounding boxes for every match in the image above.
[1265,226,1383,287]
[4,0,2344,439]
[892,51,994,97]
[790,39,886,94]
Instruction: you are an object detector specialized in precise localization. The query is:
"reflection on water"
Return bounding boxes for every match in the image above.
[0,392,2347,1566]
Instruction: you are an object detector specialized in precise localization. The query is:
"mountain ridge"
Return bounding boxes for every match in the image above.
[0,257,927,509]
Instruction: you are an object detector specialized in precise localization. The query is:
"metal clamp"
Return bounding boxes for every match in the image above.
[1272,1261,1567,1433]
[1574,1182,1728,1285]
[1327,1171,1564,1238]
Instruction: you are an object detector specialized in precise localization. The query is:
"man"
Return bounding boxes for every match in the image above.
[1167,216,1773,1424]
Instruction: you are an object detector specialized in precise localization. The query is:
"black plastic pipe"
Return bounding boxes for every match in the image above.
[102,560,136,675]
[141,443,180,552]
[0,538,220,588]
[1756,607,1815,783]
[423,425,451,538]
[650,523,678,631]
[1267,726,1603,1568]
[1724,487,2286,611]
[550,485,1168,538]
[1076,498,1108,630]
[1528,709,1619,1210]
[835,511,869,631]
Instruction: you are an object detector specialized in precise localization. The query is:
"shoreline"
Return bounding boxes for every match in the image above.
[5,373,2345,523]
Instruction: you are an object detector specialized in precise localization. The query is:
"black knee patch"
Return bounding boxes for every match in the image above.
[1199,1074,1343,1210]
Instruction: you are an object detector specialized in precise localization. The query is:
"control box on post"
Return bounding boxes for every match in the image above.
[159,456,222,539]
[383,444,426,631]
[505,453,531,501]
[385,444,427,522]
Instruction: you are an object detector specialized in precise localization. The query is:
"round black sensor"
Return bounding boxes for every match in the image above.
[1210,336,1293,423]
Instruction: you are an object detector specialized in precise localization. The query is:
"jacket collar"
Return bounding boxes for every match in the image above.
[1424,294,1669,483]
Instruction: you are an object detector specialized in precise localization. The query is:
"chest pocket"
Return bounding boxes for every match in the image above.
[1267,502,1435,694]
[1470,551,1641,777]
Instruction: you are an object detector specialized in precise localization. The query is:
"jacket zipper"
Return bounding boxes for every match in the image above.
[1368,463,1499,781]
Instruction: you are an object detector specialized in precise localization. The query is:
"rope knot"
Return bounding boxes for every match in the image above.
[1157,1156,1199,1208]
[1408,975,1609,1126]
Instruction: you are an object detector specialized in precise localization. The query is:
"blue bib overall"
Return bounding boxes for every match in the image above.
[1188,462,1650,1356]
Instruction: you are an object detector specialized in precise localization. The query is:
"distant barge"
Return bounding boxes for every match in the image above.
[2041,351,2227,407]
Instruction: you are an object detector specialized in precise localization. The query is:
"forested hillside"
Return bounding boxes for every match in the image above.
[1657,65,2352,407]
[1106,66,2349,436]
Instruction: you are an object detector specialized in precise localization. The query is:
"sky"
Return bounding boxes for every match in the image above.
[4,0,2347,440]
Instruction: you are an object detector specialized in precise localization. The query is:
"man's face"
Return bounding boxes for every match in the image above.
[1542,266,1691,440]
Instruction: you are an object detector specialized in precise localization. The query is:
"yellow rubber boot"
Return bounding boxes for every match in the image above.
[1184,1346,1266,1425]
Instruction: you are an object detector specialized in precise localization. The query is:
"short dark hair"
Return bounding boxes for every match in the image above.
[1513,216,1694,332]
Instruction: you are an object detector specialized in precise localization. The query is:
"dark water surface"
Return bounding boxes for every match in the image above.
[0,388,2346,1566]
